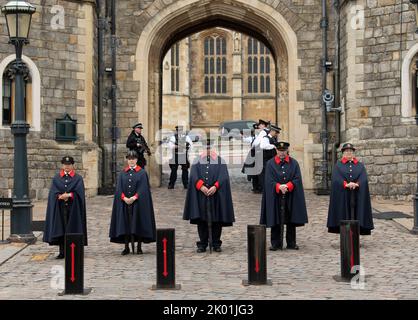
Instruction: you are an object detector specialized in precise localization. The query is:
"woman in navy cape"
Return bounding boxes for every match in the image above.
[327,143,374,235]
[109,151,156,255]
[43,156,88,259]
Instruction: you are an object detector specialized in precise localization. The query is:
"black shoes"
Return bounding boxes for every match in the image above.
[168,184,174,189]
[183,185,188,189]
[196,247,206,253]
[56,245,64,259]
[121,247,130,255]
[269,244,299,251]
[137,243,143,254]
[213,247,222,252]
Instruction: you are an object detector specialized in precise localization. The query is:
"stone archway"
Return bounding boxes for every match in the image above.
[133,0,313,188]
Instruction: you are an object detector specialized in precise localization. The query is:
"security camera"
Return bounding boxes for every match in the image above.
[322,89,340,112]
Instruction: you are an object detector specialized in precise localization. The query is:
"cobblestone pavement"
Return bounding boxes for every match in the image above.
[0,168,417,300]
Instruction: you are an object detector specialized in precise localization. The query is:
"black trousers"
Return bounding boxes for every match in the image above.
[169,164,189,187]
[251,175,261,191]
[196,221,222,249]
[271,223,296,248]
[258,167,266,192]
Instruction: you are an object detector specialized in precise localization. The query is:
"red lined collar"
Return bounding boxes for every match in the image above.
[274,155,290,164]
[341,157,358,164]
[200,151,218,160]
[124,165,142,172]
[60,170,75,178]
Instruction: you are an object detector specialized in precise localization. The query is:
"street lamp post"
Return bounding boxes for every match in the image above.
[1,1,36,243]
[410,1,418,234]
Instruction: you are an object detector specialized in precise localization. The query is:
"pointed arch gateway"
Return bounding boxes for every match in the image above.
[133,0,313,188]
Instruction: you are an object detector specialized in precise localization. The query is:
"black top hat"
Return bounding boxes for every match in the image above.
[341,143,356,152]
[258,119,270,126]
[126,150,138,159]
[270,124,281,133]
[61,156,74,165]
[252,123,258,129]
[274,141,290,150]
[132,123,143,129]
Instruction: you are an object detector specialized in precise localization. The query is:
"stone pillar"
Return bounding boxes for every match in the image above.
[232,32,242,120]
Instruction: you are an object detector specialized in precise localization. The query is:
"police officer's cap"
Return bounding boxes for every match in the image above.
[274,141,290,150]
[132,123,143,129]
[341,143,356,152]
[258,119,270,126]
[126,150,138,159]
[270,124,281,133]
[61,156,74,165]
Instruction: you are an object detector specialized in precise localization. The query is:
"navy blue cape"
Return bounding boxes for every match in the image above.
[43,173,88,246]
[260,156,308,227]
[109,168,156,243]
[183,156,235,226]
[327,160,374,235]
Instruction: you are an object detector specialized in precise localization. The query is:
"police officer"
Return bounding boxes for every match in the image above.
[258,124,281,192]
[168,125,193,189]
[43,156,88,259]
[260,142,308,250]
[126,123,152,168]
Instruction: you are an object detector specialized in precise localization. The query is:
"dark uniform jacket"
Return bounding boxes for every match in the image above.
[183,152,235,226]
[126,131,151,167]
[43,170,88,246]
[109,165,156,243]
[260,155,308,227]
[327,157,374,235]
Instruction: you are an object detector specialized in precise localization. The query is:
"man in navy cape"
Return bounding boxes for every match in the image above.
[109,150,156,255]
[183,139,235,253]
[327,143,374,235]
[260,141,308,250]
[43,156,88,259]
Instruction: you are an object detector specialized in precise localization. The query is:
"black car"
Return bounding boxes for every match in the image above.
[219,120,257,140]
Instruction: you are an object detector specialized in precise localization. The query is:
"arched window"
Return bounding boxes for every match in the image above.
[2,61,31,126]
[204,58,208,74]
[170,42,180,92]
[246,37,273,94]
[204,35,227,94]
[0,55,41,131]
[204,76,209,93]
[248,57,252,74]
[216,76,221,93]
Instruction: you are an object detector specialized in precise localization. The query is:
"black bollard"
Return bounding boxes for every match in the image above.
[62,233,89,295]
[340,220,360,281]
[152,228,180,290]
[242,225,272,286]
